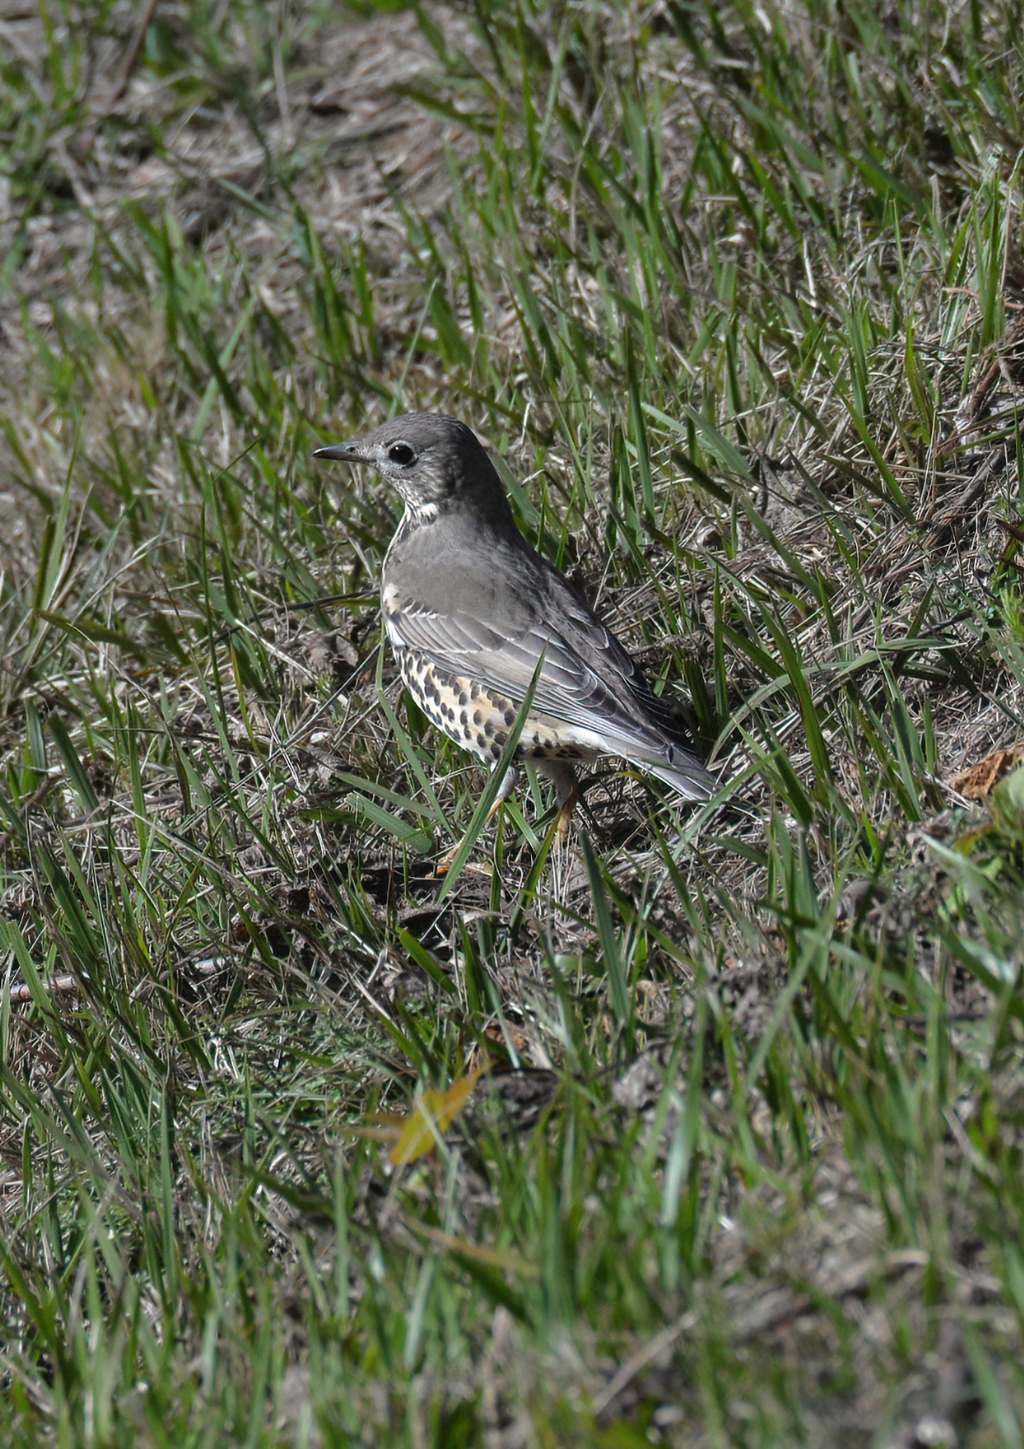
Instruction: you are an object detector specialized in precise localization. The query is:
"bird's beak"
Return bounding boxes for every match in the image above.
[313,441,365,463]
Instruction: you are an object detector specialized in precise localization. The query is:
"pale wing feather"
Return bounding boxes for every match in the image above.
[388,598,696,766]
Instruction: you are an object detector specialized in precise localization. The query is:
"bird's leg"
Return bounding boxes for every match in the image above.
[484,764,519,824]
[536,760,579,839]
[435,765,518,875]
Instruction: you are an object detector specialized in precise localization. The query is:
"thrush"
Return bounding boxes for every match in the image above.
[314,413,716,845]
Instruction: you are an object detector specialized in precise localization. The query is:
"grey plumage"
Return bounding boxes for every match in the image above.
[314,412,716,821]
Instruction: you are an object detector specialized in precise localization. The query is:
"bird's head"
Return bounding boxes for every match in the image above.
[314,412,506,522]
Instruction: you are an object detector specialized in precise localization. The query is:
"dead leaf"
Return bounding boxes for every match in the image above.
[947,742,1024,801]
[389,1062,490,1165]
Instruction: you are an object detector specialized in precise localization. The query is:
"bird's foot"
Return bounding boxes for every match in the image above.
[434,843,495,878]
[434,792,508,876]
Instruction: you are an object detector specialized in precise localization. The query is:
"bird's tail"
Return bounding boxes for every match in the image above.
[634,744,718,801]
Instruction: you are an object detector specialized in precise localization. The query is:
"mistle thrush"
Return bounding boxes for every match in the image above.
[314,413,715,838]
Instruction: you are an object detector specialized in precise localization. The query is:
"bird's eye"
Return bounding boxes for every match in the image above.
[387,442,416,466]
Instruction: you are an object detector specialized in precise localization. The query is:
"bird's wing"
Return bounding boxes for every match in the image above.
[385,584,695,764]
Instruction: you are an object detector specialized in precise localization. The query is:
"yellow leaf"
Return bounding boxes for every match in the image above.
[389,1063,489,1165]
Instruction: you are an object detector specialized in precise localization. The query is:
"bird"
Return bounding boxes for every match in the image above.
[313,413,716,856]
